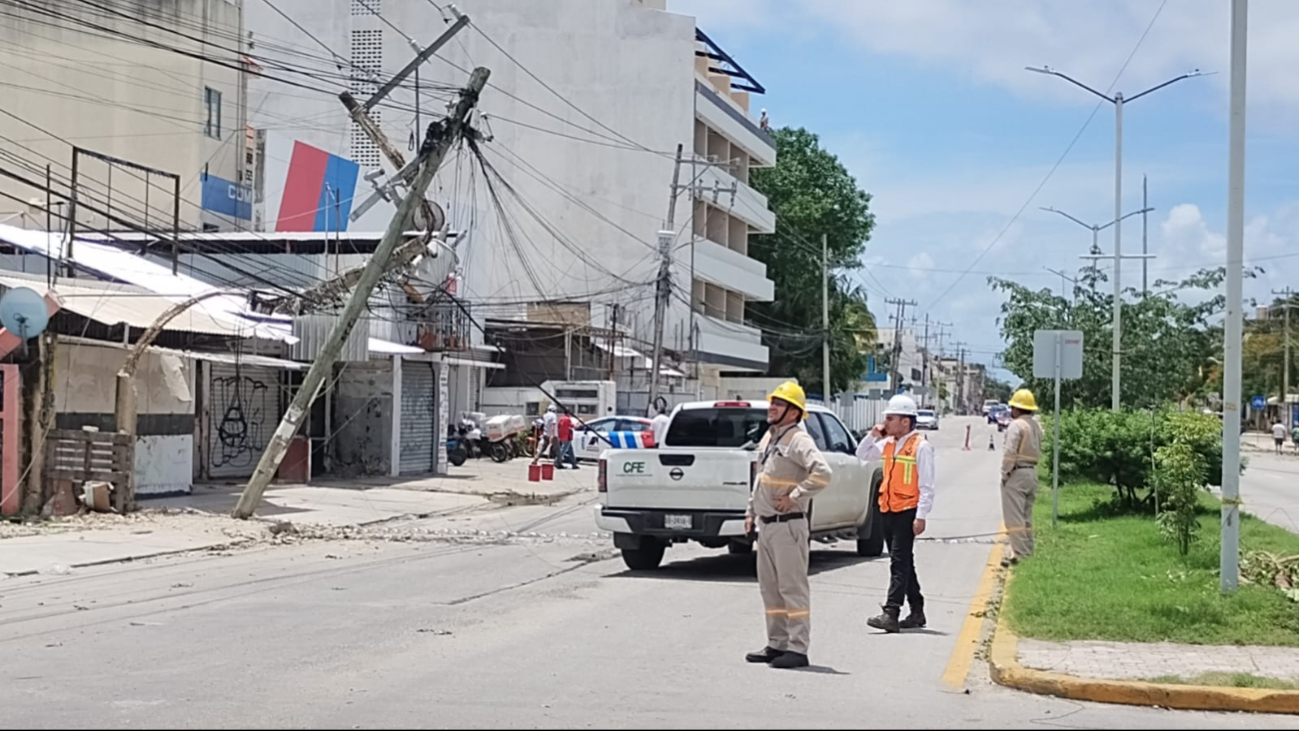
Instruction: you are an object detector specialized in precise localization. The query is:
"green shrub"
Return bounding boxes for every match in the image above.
[1153,442,1207,555]
[1043,408,1230,512]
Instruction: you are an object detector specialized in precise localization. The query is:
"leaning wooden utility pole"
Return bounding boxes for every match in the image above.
[233,67,491,519]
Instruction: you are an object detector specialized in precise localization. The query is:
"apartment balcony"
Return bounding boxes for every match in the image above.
[694,163,776,234]
[694,312,768,372]
[695,80,776,168]
[692,236,774,302]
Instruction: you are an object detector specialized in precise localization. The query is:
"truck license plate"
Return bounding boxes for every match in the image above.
[664,514,692,530]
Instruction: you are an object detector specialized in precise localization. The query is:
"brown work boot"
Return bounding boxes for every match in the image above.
[867,605,901,633]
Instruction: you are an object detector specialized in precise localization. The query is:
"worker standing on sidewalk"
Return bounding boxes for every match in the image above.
[744,381,832,670]
[1001,389,1043,568]
[856,393,934,633]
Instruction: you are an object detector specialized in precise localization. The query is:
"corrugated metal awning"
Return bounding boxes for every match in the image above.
[0,272,255,338]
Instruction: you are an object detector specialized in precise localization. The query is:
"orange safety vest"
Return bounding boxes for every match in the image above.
[879,433,922,513]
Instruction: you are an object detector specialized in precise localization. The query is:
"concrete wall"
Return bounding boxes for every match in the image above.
[246,0,699,354]
[0,0,246,232]
[53,342,196,496]
[333,361,393,475]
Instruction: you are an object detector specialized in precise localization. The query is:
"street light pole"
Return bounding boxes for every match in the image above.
[1112,91,1124,410]
[1028,65,1204,410]
[1221,0,1248,595]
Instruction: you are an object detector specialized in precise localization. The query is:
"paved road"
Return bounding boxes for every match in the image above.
[1235,447,1299,535]
[3,418,1298,728]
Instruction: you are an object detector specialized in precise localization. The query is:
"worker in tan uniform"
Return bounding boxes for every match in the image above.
[744,381,833,670]
[1001,389,1043,568]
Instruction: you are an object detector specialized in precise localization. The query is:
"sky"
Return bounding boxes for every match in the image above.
[669,0,1299,383]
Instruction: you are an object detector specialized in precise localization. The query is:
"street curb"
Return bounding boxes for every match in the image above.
[989,574,1299,715]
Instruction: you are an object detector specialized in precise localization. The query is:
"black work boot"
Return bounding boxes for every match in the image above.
[771,652,810,670]
[867,605,901,633]
[899,607,927,630]
[745,646,783,664]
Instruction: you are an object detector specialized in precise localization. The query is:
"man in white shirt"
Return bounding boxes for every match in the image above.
[1273,420,1288,455]
[855,393,936,633]
[650,404,671,448]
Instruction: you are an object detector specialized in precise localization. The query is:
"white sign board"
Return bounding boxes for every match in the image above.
[1032,330,1084,380]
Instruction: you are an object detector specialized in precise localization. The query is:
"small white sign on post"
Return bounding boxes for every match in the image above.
[1033,330,1084,380]
[1031,330,1084,528]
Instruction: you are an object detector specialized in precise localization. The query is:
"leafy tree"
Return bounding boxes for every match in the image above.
[984,376,1014,403]
[989,265,1233,410]
[749,127,876,395]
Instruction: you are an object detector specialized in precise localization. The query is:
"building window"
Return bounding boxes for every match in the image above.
[205,86,222,139]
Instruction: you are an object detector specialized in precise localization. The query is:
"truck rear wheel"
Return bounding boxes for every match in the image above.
[621,541,665,571]
[857,466,886,557]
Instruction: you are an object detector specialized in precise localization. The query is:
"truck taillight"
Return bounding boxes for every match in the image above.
[598,459,608,492]
[715,401,751,408]
[641,431,655,448]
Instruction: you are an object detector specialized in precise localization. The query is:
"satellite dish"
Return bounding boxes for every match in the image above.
[0,287,49,339]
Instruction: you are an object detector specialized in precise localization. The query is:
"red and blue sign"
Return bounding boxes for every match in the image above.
[276,141,360,232]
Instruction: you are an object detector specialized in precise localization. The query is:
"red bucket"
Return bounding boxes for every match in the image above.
[541,463,555,480]
[528,464,541,482]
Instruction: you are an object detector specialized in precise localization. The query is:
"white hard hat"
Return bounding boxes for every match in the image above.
[547,404,557,413]
[884,394,918,417]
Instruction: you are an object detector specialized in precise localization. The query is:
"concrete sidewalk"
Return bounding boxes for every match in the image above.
[0,459,590,577]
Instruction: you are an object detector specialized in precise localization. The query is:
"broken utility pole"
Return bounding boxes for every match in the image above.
[233,66,491,519]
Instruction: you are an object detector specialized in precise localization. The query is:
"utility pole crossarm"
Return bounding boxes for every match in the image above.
[233,66,492,520]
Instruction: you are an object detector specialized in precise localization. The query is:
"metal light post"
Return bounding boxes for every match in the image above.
[1028,66,1204,410]
[1221,0,1248,595]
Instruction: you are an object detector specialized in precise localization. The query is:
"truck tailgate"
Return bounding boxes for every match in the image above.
[603,449,754,511]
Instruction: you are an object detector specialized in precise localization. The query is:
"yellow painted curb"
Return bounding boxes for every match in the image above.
[990,574,1299,715]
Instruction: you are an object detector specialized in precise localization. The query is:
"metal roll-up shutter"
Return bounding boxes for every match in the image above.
[207,361,282,479]
[400,360,437,475]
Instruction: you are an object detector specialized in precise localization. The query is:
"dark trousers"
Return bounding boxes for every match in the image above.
[880,508,923,611]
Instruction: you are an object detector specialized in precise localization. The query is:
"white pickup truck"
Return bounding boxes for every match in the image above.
[594,400,885,571]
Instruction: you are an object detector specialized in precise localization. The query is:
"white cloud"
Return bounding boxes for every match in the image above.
[907,251,935,279]
[1161,203,1225,259]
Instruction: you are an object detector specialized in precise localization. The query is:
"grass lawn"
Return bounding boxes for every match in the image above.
[1003,483,1299,647]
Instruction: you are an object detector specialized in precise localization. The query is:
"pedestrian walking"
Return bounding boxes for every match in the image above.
[1273,419,1288,455]
[555,409,580,470]
[744,381,832,670]
[856,393,934,633]
[1292,422,1299,456]
[1000,389,1043,568]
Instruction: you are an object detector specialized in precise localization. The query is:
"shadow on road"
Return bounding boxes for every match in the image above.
[795,664,850,676]
[604,548,885,583]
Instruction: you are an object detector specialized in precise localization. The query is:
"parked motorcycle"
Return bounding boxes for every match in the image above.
[445,429,469,467]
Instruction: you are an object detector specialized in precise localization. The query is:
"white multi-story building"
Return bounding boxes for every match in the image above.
[244,0,777,383]
[0,0,248,234]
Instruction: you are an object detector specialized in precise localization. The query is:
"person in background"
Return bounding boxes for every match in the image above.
[651,403,671,448]
[555,409,580,470]
[1273,419,1288,455]
[1000,390,1043,568]
[856,393,935,633]
[1291,421,1299,455]
[534,405,558,465]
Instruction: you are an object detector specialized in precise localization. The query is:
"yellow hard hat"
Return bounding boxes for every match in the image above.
[767,380,808,419]
[1009,389,1038,412]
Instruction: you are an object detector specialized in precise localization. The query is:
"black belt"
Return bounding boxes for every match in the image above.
[760,512,805,524]
[1012,464,1037,471]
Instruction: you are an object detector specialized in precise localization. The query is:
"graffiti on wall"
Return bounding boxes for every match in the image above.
[210,371,272,470]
